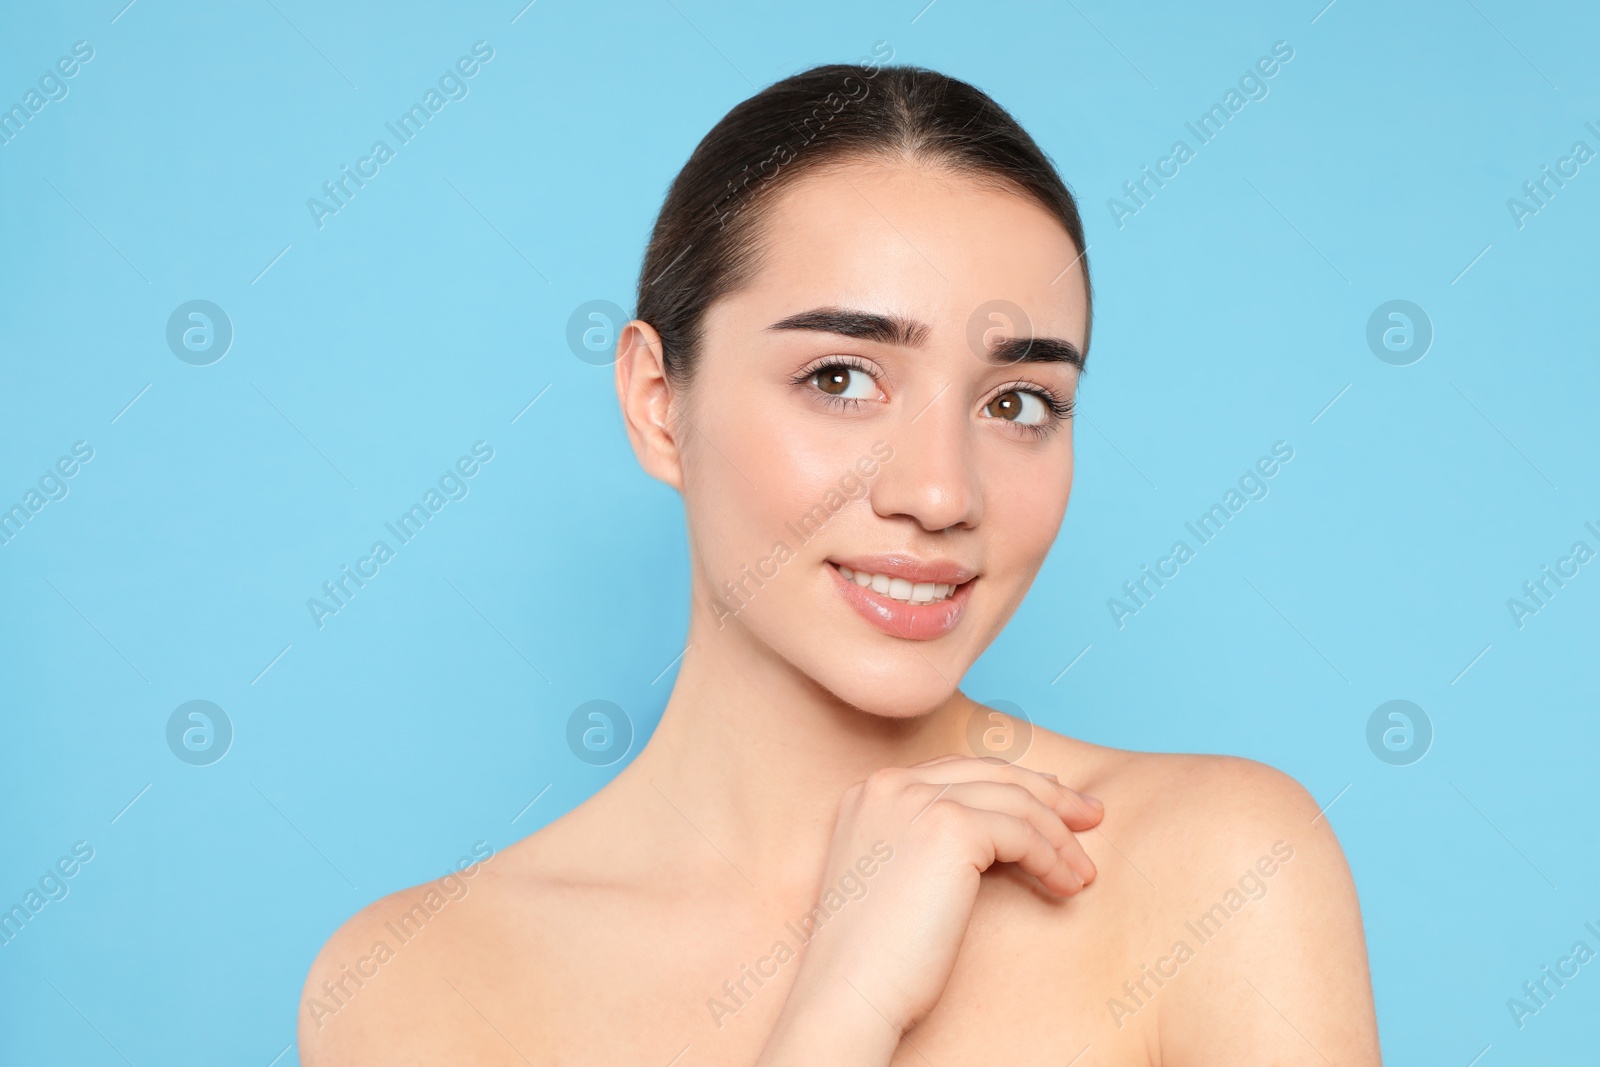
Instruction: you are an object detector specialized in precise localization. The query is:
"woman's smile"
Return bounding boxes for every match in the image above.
[827,556,978,641]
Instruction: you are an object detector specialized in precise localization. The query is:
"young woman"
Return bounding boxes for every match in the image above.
[301,62,1381,1065]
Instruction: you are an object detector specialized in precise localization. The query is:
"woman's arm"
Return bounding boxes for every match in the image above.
[755,756,1105,1065]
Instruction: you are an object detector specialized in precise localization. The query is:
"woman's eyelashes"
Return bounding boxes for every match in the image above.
[981,382,1075,438]
[790,358,1073,436]
[791,356,885,409]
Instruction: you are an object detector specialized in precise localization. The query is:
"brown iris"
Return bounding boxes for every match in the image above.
[985,390,1026,420]
[814,368,852,395]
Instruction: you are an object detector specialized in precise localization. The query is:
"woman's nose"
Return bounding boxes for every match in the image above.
[867,384,983,533]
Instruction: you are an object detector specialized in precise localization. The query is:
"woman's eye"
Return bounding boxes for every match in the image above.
[809,365,877,400]
[983,389,1050,425]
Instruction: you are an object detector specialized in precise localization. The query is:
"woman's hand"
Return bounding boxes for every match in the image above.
[756,755,1104,1065]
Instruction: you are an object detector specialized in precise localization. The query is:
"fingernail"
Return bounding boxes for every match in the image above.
[1084,793,1104,808]
[1042,772,1060,782]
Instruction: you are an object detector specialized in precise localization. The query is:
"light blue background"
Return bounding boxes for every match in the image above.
[3,0,1596,1063]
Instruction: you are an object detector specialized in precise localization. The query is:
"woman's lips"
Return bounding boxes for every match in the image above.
[828,561,975,641]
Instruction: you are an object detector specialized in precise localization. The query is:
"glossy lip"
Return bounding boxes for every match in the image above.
[828,554,978,586]
[827,557,978,641]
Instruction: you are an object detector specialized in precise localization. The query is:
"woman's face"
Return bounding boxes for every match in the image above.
[655,158,1088,718]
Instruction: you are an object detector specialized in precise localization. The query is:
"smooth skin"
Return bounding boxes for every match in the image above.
[300,158,1381,1065]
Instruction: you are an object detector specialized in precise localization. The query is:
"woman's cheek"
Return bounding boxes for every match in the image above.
[695,448,827,586]
[750,415,862,525]
[996,454,1072,558]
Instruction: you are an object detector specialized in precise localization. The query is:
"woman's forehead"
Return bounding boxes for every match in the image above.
[725,159,1089,349]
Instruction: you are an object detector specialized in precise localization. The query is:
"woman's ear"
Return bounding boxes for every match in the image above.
[615,320,685,490]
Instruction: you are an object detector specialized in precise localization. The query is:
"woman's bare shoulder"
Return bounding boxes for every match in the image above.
[1044,734,1326,853]
[1032,729,1380,1062]
[1030,729,1356,947]
[295,799,630,1065]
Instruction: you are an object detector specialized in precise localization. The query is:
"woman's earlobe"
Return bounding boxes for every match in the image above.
[614,320,685,490]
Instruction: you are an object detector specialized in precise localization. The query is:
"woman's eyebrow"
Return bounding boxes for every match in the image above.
[765,307,930,347]
[987,335,1084,369]
[766,305,1082,368]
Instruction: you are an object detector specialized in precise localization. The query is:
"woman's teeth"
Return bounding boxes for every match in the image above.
[837,566,958,605]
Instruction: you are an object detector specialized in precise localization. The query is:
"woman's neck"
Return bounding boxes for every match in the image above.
[621,613,975,895]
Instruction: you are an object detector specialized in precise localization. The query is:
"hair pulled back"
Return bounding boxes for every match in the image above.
[636,59,1092,382]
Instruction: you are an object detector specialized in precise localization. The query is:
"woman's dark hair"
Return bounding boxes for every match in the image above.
[636,61,1093,383]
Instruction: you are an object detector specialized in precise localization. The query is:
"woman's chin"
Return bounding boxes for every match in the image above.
[812,670,959,722]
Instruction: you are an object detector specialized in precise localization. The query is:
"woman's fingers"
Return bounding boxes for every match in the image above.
[907,756,1105,832]
[924,780,1098,888]
[955,806,1085,896]
[927,781,1069,846]
[879,756,1106,893]
[1042,776,1105,831]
